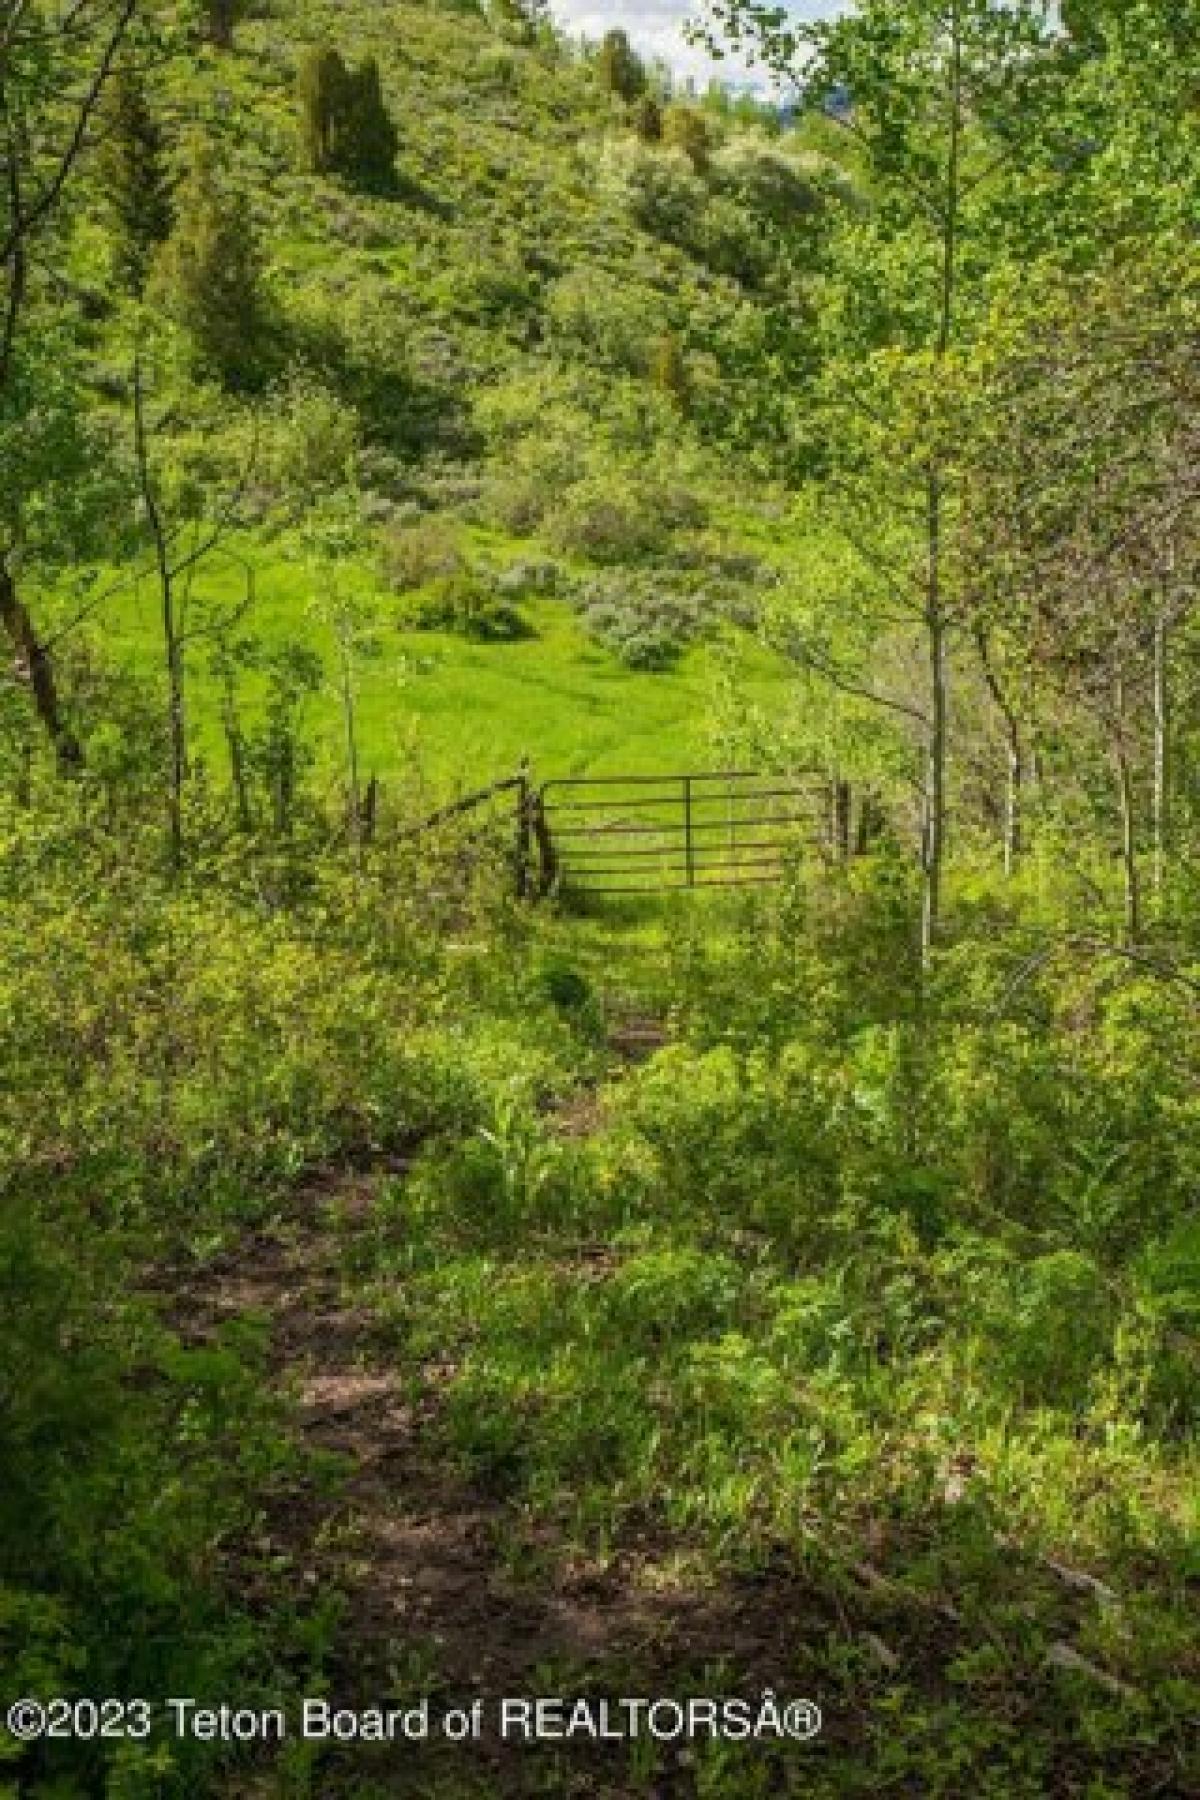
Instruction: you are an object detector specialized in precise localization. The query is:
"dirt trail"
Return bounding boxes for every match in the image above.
[172,1209,838,1793]
[158,1011,849,1792]
[168,1008,684,1698]
[172,1175,671,1685]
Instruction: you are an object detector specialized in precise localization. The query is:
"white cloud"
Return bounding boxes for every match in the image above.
[551,2,845,93]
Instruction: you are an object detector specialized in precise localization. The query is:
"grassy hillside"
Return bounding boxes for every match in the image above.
[55,0,832,796]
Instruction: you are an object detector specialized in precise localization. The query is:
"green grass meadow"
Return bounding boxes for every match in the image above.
[80,537,797,796]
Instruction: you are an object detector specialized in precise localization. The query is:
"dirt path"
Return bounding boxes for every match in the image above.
[167,1009,688,1701]
[156,1012,849,1792]
[167,1190,848,1795]
[155,1008,1143,1798]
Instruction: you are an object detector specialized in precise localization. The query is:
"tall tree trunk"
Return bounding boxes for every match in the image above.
[1152,602,1169,917]
[220,670,253,832]
[973,625,1023,876]
[0,554,82,770]
[1113,676,1140,946]
[922,469,949,964]
[919,3,962,966]
[133,353,185,870]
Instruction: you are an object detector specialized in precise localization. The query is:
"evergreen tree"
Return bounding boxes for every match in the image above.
[97,64,174,294]
[633,94,663,143]
[297,45,351,175]
[153,144,268,392]
[662,104,710,173]
[296,49,397,191]
[340,58,399,192]
[650,332,689,410]
[597,30,646,103]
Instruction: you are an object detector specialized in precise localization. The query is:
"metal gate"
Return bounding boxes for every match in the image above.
[537,771,828,896]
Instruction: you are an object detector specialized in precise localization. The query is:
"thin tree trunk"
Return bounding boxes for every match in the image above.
[973,624,1023,876]
[15,738,31,807]
[922,469,949,964]
[273,736,294,838]
[1114,676,1140,946]
[0,129,27,396]
[1004,735,1022,879]
[219,666,253,832]
[0,554,82,770]
[133,353,185,871]
[919,4,962,966]
[166,630,185,868]
[1152,603,1169,916]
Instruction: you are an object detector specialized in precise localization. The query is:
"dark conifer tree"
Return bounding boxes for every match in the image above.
[98,64,174,293]
[297,45,351,174]
[597,29,646,103]
[633,94,663,143]
[650,333,689,410]
[340,58,399,192]
[153,143,268,391]
[663,103,711,173]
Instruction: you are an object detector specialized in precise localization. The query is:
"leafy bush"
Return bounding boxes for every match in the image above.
[543,269,662,372]
[977,1250,1115,1407]
[1120,1218,1200,1434]
[494,556,561,596]
[599,138,706,246]
[695,194,774,284]
[379,515,464,590]
[548,476,672,564]
[402,570,532,640]
[433,249,539,325]
[532,953,592,1014]
[0,1203,301,1796]
[486,472,548,534]
[710,137,829,229]
[574,569,730,668]
[262,367,360,503]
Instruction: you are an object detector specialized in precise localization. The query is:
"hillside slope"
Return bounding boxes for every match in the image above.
[62,0,837,792]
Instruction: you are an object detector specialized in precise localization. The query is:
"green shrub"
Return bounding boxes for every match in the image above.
[494,556,561,596]
[979,1251,1114,1408]
[379,515,464,590]
[548,476,670,564]
[533,955,593,1013]
[574,568,732,668]
[262,368,360,502]
[402,570,532,640]
[710,138,828,229]
[601,138,707,245]
[1120,1219,1200,1434]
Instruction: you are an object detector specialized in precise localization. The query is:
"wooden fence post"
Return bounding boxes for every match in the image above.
[362,773,378,845]
[835,779,852,863]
